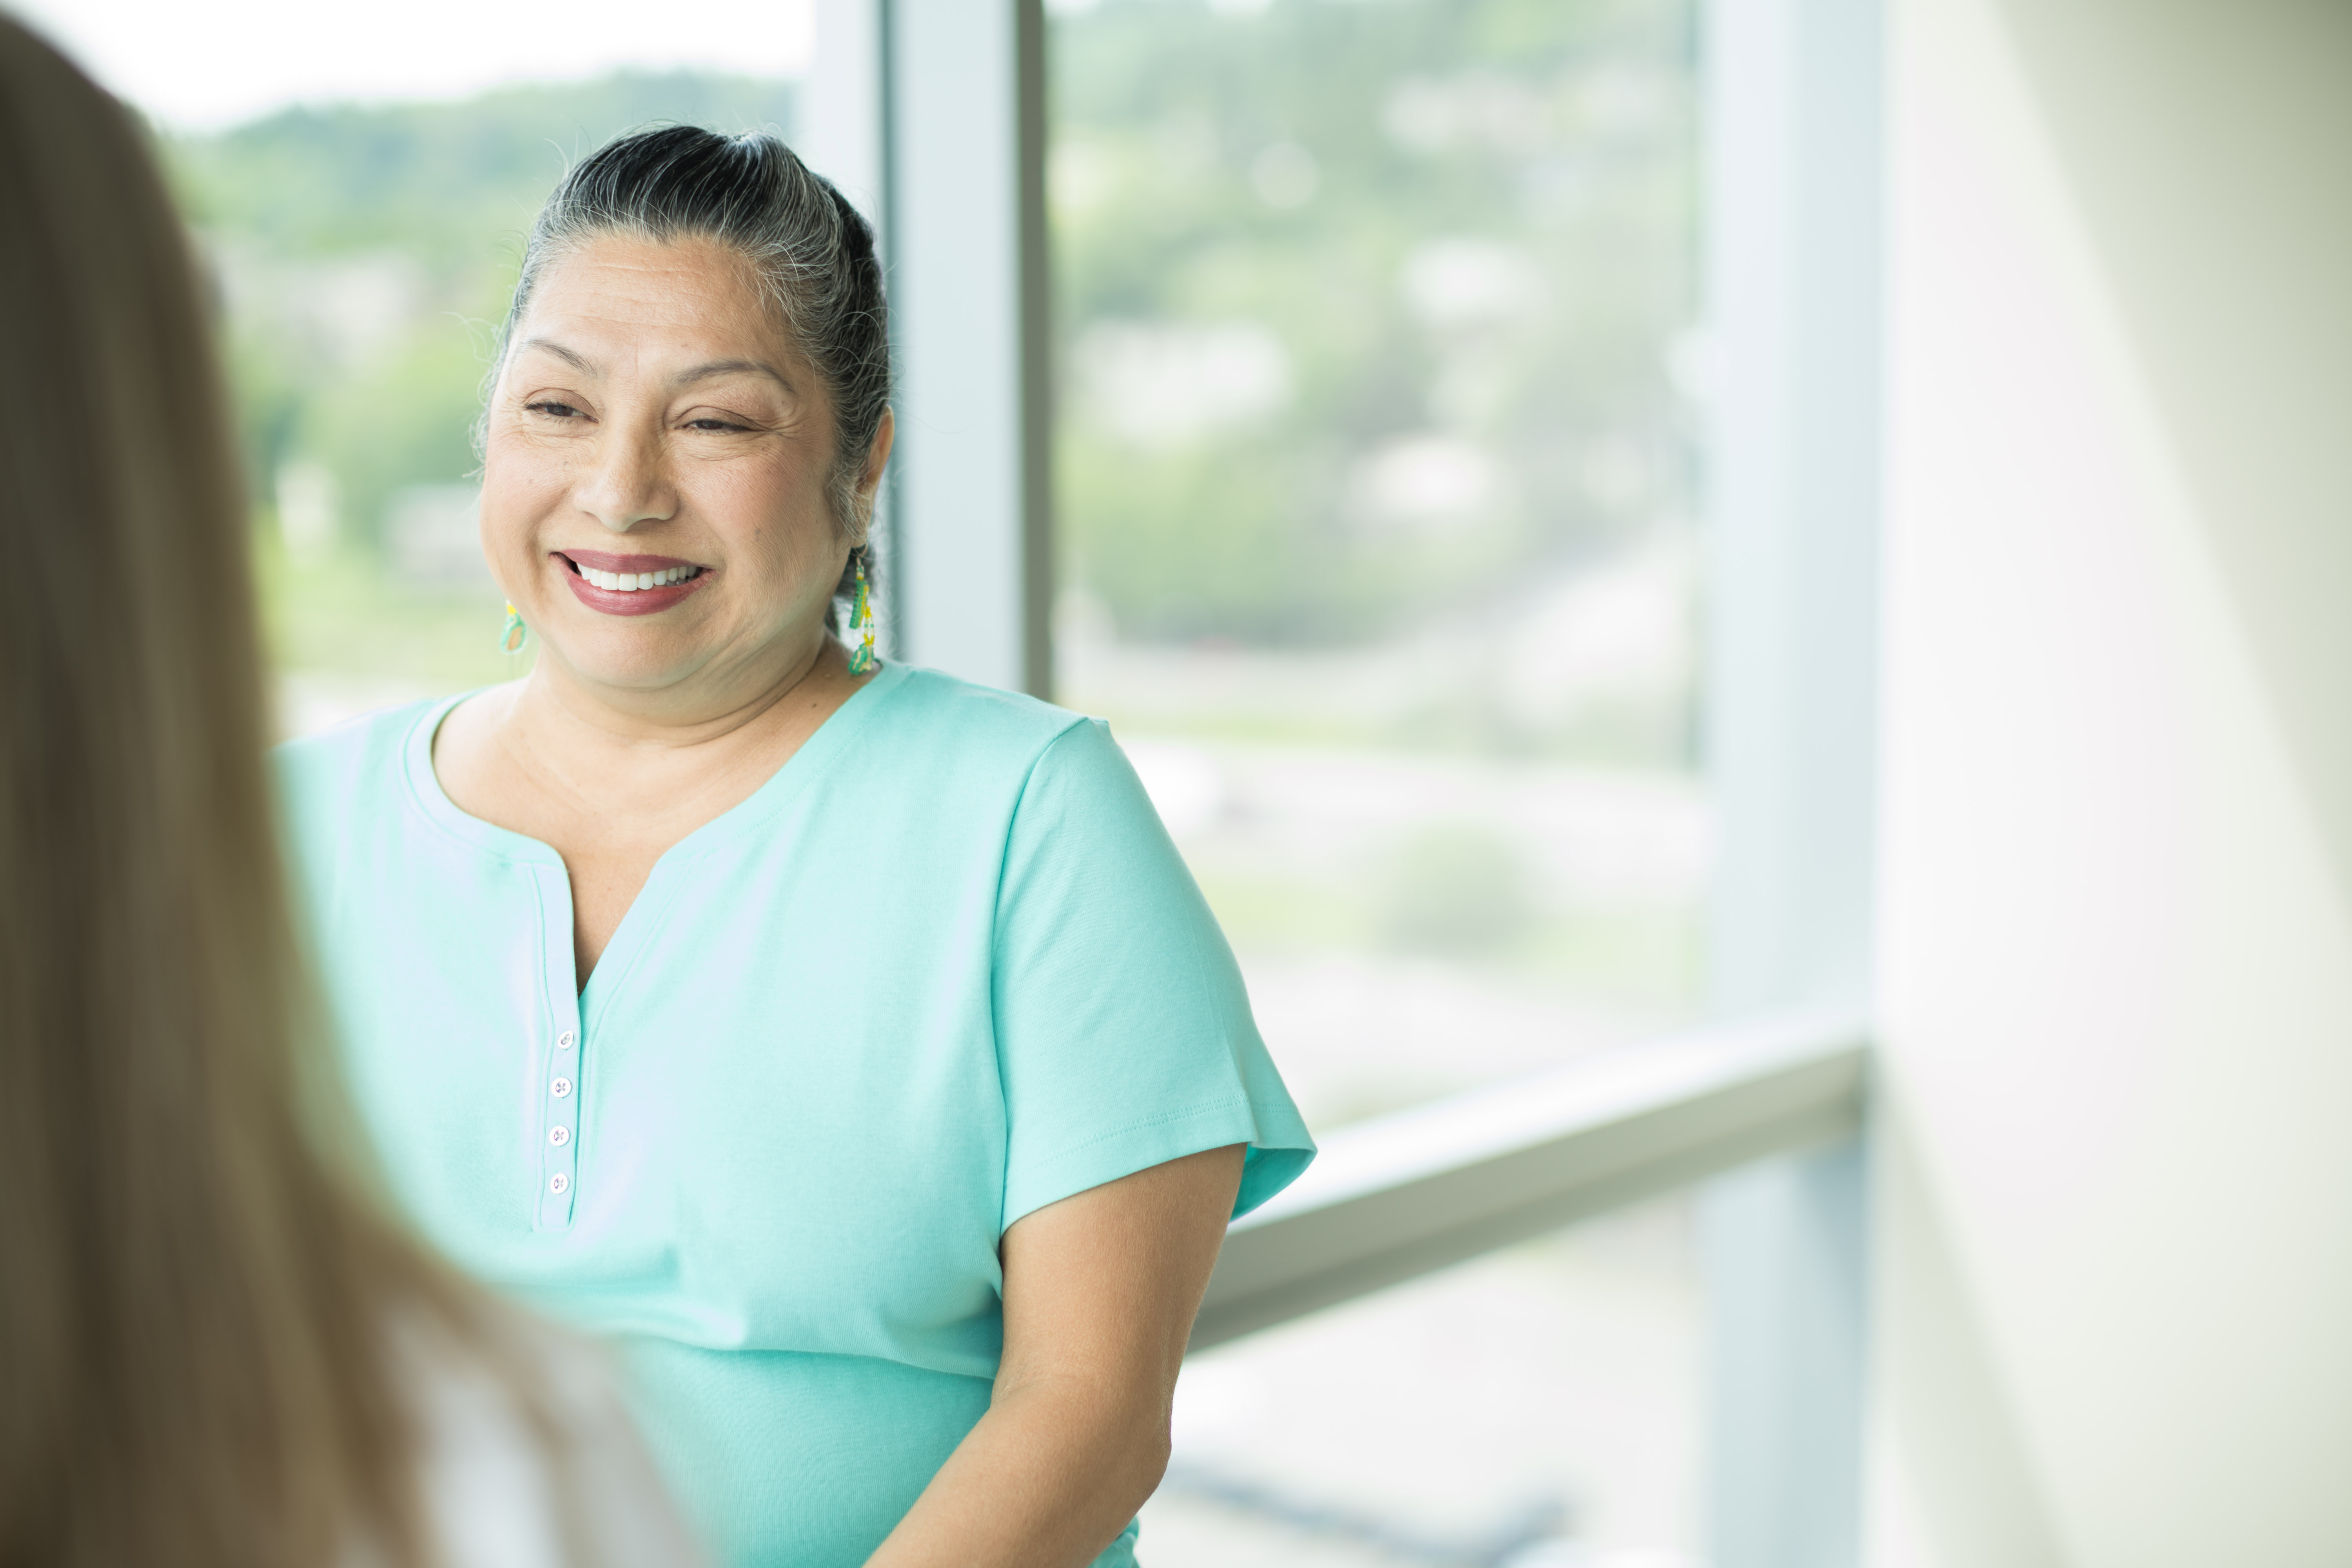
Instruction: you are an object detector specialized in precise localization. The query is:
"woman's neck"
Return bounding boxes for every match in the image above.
[432,626,875,982]
[517,623,844,759]
[436,622,870,860]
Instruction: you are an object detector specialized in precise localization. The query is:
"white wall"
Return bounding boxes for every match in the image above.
[1875,2,2352,1564]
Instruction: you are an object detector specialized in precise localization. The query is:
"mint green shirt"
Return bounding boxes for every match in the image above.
[277,663,1314,1567]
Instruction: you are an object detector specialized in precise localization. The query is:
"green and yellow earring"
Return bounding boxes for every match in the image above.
[499,601,528,654]
[846,552,877,675]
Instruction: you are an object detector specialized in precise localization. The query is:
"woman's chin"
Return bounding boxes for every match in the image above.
[538,628,730,697]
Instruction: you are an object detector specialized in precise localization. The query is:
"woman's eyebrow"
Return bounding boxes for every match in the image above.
[673,358,793,391]
[517,337,596,373]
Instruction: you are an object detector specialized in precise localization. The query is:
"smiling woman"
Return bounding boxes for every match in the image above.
[273,127,1315,1568]
[482,230,850,684]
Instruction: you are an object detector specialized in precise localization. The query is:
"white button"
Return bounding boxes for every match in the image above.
[551,1077,572,1098]
[548,1125,570,1147]
[557,1031,576,1050]
[549,1172,570,1195]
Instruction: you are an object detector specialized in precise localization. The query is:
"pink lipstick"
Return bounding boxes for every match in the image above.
[555,549,712,616]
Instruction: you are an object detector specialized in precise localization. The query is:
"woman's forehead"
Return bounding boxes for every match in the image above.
[522,233,791,364]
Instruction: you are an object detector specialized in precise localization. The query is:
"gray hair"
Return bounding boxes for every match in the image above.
[494,126,890,580]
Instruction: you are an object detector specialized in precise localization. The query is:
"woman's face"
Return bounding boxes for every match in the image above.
[481,232,869,699]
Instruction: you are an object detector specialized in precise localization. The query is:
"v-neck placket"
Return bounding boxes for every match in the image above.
[402,664,915,1233]
[526,862,585,1229]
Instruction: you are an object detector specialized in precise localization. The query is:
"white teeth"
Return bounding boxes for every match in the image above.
[577,563,697,590]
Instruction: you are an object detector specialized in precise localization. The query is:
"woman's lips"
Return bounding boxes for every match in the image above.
[554,550,712,617]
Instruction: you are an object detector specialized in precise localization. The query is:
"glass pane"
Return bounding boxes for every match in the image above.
[1049,0,1709,1129]
[21,0,811,736]
[1151,1198,1704,1568]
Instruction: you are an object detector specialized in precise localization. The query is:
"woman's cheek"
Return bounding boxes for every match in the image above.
[704,468,816,564]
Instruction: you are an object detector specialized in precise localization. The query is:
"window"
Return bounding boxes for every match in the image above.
[1050,0,1709,1133]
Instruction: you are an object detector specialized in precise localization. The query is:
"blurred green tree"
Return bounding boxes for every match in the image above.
[1052,0,1696,649]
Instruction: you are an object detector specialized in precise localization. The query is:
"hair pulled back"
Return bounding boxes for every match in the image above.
[500,126,892,564]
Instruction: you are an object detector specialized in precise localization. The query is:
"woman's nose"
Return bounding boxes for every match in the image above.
[577,425,676,533]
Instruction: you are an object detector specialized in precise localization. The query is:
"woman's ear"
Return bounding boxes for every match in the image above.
[858,407,896,509]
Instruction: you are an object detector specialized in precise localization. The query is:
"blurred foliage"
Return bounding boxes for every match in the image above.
[1052,0,1697,648]
[171,76,793,261]
[303,326,492,545]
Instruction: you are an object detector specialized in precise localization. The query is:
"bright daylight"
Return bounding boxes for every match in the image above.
[2,2,2346,1568]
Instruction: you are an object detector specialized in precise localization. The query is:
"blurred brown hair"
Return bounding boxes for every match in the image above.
[0,18,494,1566]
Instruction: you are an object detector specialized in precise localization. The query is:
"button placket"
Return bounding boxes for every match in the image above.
[538,1018,581,1227]
[528,863,583,1232]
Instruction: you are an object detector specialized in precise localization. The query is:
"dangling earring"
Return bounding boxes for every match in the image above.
[846,550,877,675]
[499,601,528,654]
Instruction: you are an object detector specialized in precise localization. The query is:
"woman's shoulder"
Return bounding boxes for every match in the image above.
[868,664,1132,780]
[878,664,1092,748]
[276,693,448,787]
[273,690,473,839]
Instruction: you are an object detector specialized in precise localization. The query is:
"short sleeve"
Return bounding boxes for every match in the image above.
[993,718,1314,1231]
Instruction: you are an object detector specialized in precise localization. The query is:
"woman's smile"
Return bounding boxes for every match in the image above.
[556,546,714,616]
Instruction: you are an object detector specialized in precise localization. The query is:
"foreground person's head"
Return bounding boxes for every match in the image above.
[0,20,519,1568]
[481,127,893,700]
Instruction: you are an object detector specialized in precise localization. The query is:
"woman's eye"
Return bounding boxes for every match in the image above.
[684,416,750,432]
[525,399,585,420]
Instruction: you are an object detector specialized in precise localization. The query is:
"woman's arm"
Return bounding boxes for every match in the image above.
[863,1143,1247,1568]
